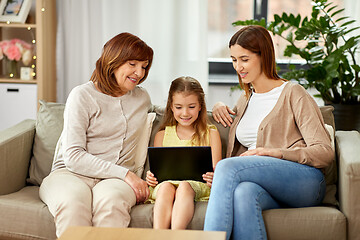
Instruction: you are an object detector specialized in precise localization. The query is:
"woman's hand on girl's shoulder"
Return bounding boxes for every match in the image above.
[146,170,158,187]
[212,102,235,128]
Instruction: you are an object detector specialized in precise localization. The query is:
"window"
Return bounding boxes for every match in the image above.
[208,0,344,81]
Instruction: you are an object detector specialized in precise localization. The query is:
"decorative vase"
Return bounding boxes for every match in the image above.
[4,59,20,78]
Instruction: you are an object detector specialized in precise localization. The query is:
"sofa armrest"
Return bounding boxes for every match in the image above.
[0,119,35,195]
[336,130,360,240]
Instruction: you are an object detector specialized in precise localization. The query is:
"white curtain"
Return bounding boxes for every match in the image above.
[344,0,360,64]
[56,0,208,106]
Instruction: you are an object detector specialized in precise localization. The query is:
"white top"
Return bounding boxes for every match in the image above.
[236,82,287,150]
[52,81,151,180]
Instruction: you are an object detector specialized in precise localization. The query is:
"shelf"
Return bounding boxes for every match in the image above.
[0,22,36,29]
[0,78,36,84]
[0,0,57,111]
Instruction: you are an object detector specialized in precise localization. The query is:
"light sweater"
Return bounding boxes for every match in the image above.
[52,81,151,180]
[227,82,334,169]
[236,82,287,149]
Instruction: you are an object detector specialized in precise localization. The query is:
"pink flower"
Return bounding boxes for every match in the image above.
[0,39,33,63]
[4,44,22,61]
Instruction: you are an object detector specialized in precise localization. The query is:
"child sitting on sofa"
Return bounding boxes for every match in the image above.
[145,76,222,229]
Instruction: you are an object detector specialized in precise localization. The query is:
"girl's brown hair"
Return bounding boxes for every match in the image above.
[160,76,210,146]
[229,25,283,98]
[90,32,153,97]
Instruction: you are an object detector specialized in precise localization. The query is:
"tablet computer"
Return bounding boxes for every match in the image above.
[147,146,213,182]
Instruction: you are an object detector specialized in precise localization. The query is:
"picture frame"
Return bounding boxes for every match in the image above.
[0,0,32,24]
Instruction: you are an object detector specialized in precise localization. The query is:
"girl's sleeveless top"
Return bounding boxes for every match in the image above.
[146,125,217,203]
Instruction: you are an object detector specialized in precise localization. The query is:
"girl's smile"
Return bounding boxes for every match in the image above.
[171,93,201,128]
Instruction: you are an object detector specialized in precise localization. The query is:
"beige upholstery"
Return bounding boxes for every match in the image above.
[0,103,359,240]
[336,131,360,240]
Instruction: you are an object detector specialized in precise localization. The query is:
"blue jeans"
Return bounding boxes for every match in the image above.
[203,156,326,240]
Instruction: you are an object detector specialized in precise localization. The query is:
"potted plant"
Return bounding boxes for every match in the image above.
[232,0,360,131]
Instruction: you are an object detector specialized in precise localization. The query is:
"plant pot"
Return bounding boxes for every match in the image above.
[329,103,360,131]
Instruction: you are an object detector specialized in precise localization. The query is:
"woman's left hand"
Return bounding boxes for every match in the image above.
[203,172,214,187]
[240,147,283,159]
[124,170,150,204]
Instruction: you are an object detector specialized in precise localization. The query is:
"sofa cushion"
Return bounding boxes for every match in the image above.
[133,113,156,177]
[263,207,346,240]
[320,105,335,130]
[318,106,338,206]
[0,186,56,239]
[129,201,208,230]
[27,100,65,186]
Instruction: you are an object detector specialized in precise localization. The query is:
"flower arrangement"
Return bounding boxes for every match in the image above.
[0,39,33,66]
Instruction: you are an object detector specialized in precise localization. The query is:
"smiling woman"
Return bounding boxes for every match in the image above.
[112,60,149,96]
[39,32,155,238]
[204,25,334,240]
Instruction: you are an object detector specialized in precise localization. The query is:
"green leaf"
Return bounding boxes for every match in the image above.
[294,14,301,28]
[352,64,360,72]
[344,26,360,35]
[283,45,299,57]
[232,19,266,27]
[326,6,337,13]
[341,20,356,28]
[335,16,349,23]
[282,12,289,22]
[331,8,345,18]
[274,14,282,24]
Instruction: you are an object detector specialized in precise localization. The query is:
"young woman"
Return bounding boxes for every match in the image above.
[146,76,222,229]
[39,32,153,237]
[204,25,334,240]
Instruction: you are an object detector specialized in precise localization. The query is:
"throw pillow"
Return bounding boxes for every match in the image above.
[27,100,65,186]
[134,112,156,177]
[322,123,338,206]
[319,105,335,130]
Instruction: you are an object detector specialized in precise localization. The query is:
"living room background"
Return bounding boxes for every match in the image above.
[55,0,360,108]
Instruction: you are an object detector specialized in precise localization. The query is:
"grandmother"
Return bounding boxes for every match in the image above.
[39,32,153,237]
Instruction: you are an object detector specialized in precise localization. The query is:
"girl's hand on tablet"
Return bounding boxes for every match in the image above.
[146,170,158,187]
[203,172,214,187]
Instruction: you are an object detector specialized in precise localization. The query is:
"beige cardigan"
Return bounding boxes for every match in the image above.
[52,82,151,180]
[227,82,334,169]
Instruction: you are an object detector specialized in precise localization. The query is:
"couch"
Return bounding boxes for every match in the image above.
[0,100,359,240]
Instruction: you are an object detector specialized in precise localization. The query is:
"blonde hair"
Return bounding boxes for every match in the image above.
[160,76,210,146]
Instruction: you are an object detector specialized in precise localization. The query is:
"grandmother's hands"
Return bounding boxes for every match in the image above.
[212,102,235,128]
[124,170,149,204]
[240,147,283,159]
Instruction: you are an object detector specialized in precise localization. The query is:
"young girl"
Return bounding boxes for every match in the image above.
[146,76,222,229]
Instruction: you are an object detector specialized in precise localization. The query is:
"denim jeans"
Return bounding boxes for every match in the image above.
[203,156,326,240]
